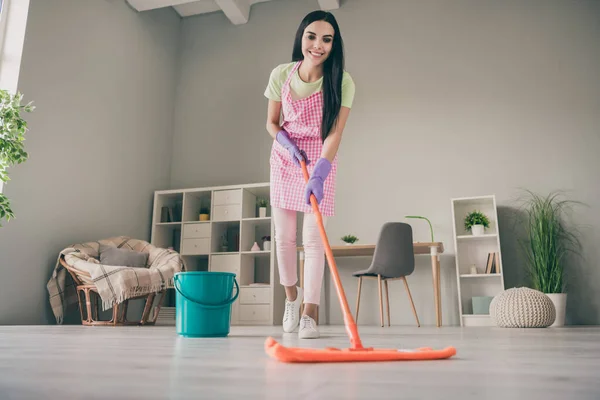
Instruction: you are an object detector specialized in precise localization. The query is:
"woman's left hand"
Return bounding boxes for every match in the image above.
[304,158,332,205]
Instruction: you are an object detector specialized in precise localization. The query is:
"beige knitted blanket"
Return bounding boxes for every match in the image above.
[47,236,184,324]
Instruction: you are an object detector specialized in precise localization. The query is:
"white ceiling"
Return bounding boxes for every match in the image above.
[126,0,341,25]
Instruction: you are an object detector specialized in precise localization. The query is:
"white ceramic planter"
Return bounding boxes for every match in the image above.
[546,293,567,327]
[259,207,267,218]
[263,241,271,251]
[471,224,485,236]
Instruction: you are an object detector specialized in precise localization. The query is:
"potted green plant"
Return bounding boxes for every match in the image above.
[518,190,582,327]
[341,234,358,245]
[199,207,210,221]
[257,198,268,218]
[0,90,34,227]
[464,210,490,236]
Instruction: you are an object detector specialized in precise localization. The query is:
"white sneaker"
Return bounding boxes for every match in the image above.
[282,286,303,333]
[298,315,320,339]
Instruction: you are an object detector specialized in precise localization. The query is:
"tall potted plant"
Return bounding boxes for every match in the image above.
[0,90,35,226]
[519,190,582,327]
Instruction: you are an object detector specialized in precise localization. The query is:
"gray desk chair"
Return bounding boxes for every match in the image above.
[352,222,420,327]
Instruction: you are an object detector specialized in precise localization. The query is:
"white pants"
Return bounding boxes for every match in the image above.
[272,207,328,305]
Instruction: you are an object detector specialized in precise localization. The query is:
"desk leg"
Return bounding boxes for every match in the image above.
[430,246,441,327]
[437,257,442,326]
[299,250,305,316]
[324,263,330,325]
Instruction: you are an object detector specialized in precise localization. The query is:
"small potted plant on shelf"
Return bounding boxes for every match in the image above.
[257,198,268,218]
[464,210,490,236]
[341,234,359,245]
[199,207,210,221]
[262,235,271,251]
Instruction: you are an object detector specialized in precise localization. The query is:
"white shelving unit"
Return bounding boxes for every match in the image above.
[451,195,506,327]
[150,182,285,326]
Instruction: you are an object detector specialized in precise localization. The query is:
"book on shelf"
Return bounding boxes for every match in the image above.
[484,252,501,274]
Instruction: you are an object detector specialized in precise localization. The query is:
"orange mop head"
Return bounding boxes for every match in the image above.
[264,161,457,363]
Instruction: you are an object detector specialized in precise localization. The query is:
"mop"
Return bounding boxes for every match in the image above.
[264,161,457,363]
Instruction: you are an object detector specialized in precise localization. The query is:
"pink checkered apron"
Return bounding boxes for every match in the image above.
[270,61,337,217]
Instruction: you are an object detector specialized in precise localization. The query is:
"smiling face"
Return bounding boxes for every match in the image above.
[301,20,335,66]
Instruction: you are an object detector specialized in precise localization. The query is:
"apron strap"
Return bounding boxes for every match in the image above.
[284,60,302,88]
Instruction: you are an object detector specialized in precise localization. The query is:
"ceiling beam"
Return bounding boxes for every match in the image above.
[126,0,198,12]
[317,0,340,10]
[215,0,251,25]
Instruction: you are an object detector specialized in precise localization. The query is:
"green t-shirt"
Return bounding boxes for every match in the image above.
[264,62,356,108]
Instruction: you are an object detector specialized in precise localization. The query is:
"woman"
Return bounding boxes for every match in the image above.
[264,10,355,339]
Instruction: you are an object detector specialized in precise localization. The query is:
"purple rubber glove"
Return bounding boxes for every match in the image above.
[304,158,332,205]
[276,129,310,168]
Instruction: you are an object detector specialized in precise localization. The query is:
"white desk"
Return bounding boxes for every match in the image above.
[297,242,445,327]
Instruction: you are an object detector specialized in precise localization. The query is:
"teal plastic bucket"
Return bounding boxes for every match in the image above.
[174,271,239,338]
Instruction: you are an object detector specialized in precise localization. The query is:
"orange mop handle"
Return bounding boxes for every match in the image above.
[300,160,363,350]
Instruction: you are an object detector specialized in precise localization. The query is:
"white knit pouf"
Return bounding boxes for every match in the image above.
[490,287,556,328]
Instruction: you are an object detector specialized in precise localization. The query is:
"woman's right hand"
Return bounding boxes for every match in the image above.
[276,130,310,168]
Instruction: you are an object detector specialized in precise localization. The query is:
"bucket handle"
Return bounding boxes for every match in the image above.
[174,275,239,309]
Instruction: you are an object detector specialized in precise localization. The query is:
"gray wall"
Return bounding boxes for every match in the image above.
[0,0,181,324]
[1,0,597,326]
[171,0,600,325]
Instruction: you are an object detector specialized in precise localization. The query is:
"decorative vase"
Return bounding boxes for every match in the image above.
[546,293,567,327]
[199,214,209,221]
[259,207,267,218]
[471,224,484,236]
[263,240,271,251]
[251,242,260,251]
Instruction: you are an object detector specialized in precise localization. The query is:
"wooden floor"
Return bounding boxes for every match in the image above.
[0,325,599,399]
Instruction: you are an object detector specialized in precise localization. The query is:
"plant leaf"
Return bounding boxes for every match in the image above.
[0,89,35,226]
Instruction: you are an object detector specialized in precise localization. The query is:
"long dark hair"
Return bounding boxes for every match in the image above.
[292,11,344,143]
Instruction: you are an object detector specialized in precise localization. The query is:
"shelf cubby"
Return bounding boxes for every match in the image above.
[181,255,209,272]
[456,237,500,275]
[242,186,271,219]
[241,218,272,252]
[458,278,503,315]
[212,189,242,222]
[211,221,240,253]
[152,223,181,253]
[452,196,498,237]
[183,190,212,222]
[154,192,183,223]
[241,253,271,286]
